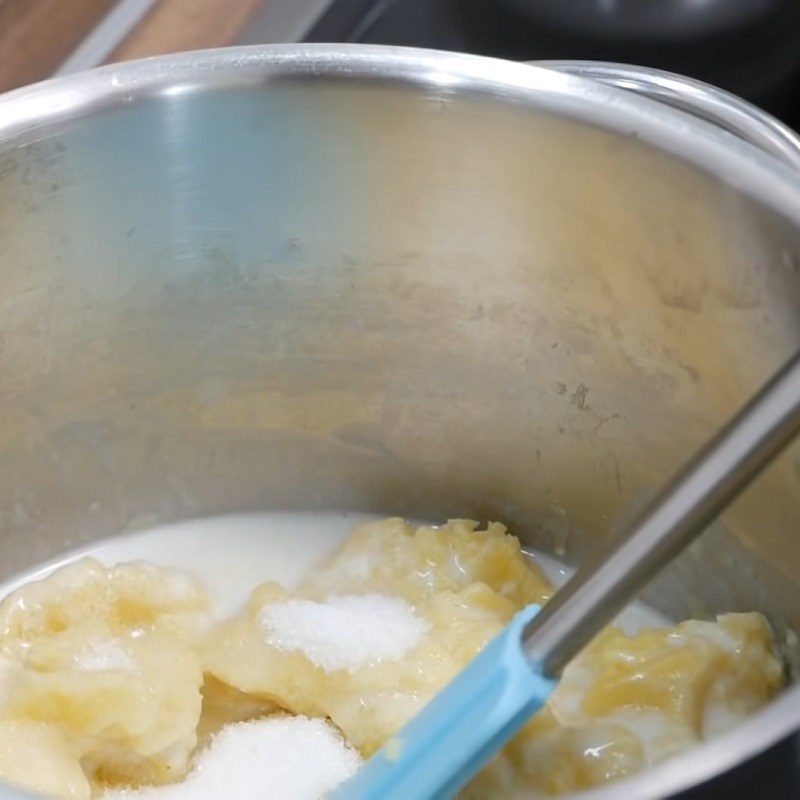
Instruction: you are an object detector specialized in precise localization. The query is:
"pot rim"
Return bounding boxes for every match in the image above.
[537,59,800,171]
[0,43,798,800]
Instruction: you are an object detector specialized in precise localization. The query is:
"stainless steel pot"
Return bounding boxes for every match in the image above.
[0,45,799,799]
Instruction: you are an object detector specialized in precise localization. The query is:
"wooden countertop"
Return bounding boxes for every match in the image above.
[110,0,264,62]
[0,0,264,93]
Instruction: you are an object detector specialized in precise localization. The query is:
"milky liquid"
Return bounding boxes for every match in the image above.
[0,512,671,631]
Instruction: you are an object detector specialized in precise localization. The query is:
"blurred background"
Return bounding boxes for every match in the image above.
[3,0,800,124]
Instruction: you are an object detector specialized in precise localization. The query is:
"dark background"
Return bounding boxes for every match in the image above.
[307,0,800,127]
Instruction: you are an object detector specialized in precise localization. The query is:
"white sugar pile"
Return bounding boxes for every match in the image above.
[102,716,360,800]
[75,639,136,672]
[259,594,429,672]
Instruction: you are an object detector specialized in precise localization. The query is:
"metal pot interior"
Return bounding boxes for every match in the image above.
[0,45,799,798]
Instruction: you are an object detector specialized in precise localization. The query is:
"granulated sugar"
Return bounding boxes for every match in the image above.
[74,639,136,672]
[102,716,360,800]
[259,594,429,672]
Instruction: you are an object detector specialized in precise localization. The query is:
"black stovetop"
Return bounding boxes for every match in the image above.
[304,0,800,128]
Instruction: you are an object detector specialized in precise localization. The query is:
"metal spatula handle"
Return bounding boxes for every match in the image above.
[525,348,800,678]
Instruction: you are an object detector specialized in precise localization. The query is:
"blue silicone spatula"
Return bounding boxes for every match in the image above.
[331,348,800,800]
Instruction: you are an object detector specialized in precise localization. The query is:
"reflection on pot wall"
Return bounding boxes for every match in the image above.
[0,78,799,661]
